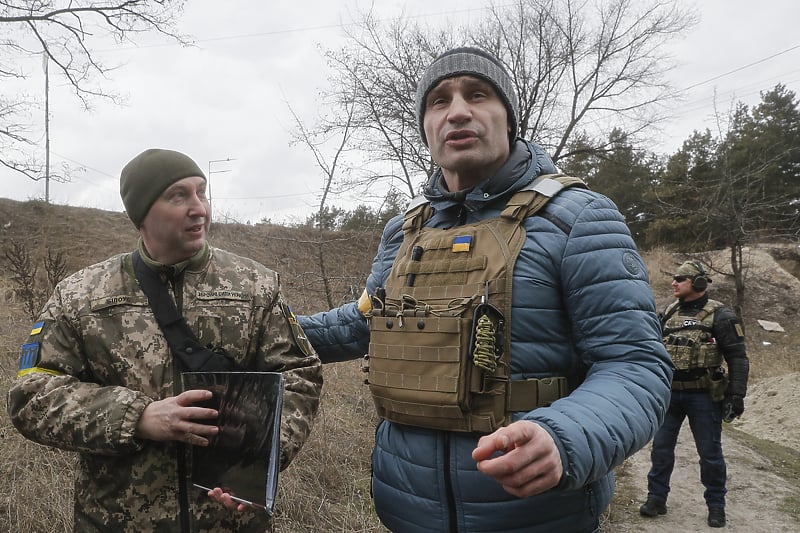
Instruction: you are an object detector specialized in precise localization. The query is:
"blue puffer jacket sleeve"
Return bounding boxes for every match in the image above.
[517,188,673,490]
[297,215,404,363]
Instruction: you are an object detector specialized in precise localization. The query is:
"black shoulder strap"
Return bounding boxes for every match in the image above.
[132,250,242,372]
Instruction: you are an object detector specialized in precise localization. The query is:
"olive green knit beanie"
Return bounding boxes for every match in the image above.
[120,148,206,227]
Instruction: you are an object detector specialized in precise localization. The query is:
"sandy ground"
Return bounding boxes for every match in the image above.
[734,374,800,451]
[613,373,800,533]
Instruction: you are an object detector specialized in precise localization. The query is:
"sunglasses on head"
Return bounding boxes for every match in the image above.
[673,275,689,282]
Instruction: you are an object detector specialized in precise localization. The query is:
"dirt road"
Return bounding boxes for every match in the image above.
[610,374,800,533]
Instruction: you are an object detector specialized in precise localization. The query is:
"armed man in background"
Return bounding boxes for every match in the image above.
[299,46,673,532]
[640,260,750,528]
[7,148,323,532]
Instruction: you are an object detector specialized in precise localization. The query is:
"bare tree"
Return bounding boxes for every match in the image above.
[321,13,453,201]
[475,0,696,161]
[289,96,372,308]
[653,145,782,317]
[298,0,695,204]
[287,99,356,308]
[43,247,68,291]
[2,237,69,320]
[3,240,44,321]
[0,1,189,180]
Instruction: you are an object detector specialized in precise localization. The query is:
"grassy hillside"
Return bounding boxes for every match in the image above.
[0,198,380,314]
[1,199,798,532]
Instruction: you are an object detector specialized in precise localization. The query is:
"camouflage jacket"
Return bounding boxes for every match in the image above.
[7,243,323,532]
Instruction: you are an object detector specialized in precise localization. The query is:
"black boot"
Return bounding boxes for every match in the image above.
[708,507,726,528]
[639,498,667,517]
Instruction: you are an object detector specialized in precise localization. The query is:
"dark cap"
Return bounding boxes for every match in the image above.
[120,148,205,227]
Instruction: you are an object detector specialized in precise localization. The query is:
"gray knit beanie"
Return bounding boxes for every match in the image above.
[120,148,206,227]
[415,47,519,147]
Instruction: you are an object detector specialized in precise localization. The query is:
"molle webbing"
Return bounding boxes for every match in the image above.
[663,299,724,371]
[367,175,585,433]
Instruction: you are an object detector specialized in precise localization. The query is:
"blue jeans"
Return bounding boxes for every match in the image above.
[646,389,726,508]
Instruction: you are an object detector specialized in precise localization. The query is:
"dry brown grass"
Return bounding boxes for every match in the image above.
[1,199,797,532]
[273,361,388,533]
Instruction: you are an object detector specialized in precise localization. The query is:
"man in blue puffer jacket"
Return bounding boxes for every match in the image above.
[299,46,673,533]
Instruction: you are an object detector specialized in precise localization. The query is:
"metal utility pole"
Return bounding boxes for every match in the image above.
[44,52,50,203]
[207,158,236,202]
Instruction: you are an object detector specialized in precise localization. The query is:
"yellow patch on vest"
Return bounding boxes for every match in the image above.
[357,288,372,315]
[17,367,62,378]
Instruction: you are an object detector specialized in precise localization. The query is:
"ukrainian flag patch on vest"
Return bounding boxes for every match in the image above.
[30,321,45,336]
[452,235,472,252]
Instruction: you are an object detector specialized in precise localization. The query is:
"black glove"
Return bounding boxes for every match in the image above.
[722,395,745,422]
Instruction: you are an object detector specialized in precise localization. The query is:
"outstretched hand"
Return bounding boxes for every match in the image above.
[135,389,219,445]
[472,420,563,498]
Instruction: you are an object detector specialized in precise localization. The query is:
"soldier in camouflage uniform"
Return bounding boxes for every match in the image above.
[7,148,323,532]
[640,260,749,528]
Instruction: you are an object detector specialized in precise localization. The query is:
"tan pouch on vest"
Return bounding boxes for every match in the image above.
[367,175,585,433]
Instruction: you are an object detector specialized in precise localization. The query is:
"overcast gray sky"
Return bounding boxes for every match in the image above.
[3,0,799,225]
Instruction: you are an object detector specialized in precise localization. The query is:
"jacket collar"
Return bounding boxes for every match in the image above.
[678,293,709,310]
[422,139,559,212]
[136,238,210,277]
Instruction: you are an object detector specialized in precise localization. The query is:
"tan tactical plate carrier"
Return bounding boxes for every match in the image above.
[662,299,727,399]
[367,175,585,433]
[662,299,724,371]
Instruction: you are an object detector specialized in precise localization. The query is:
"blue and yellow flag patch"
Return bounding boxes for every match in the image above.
[17,320,62,377]
[19,342,41,371]
[452,235,472,253]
